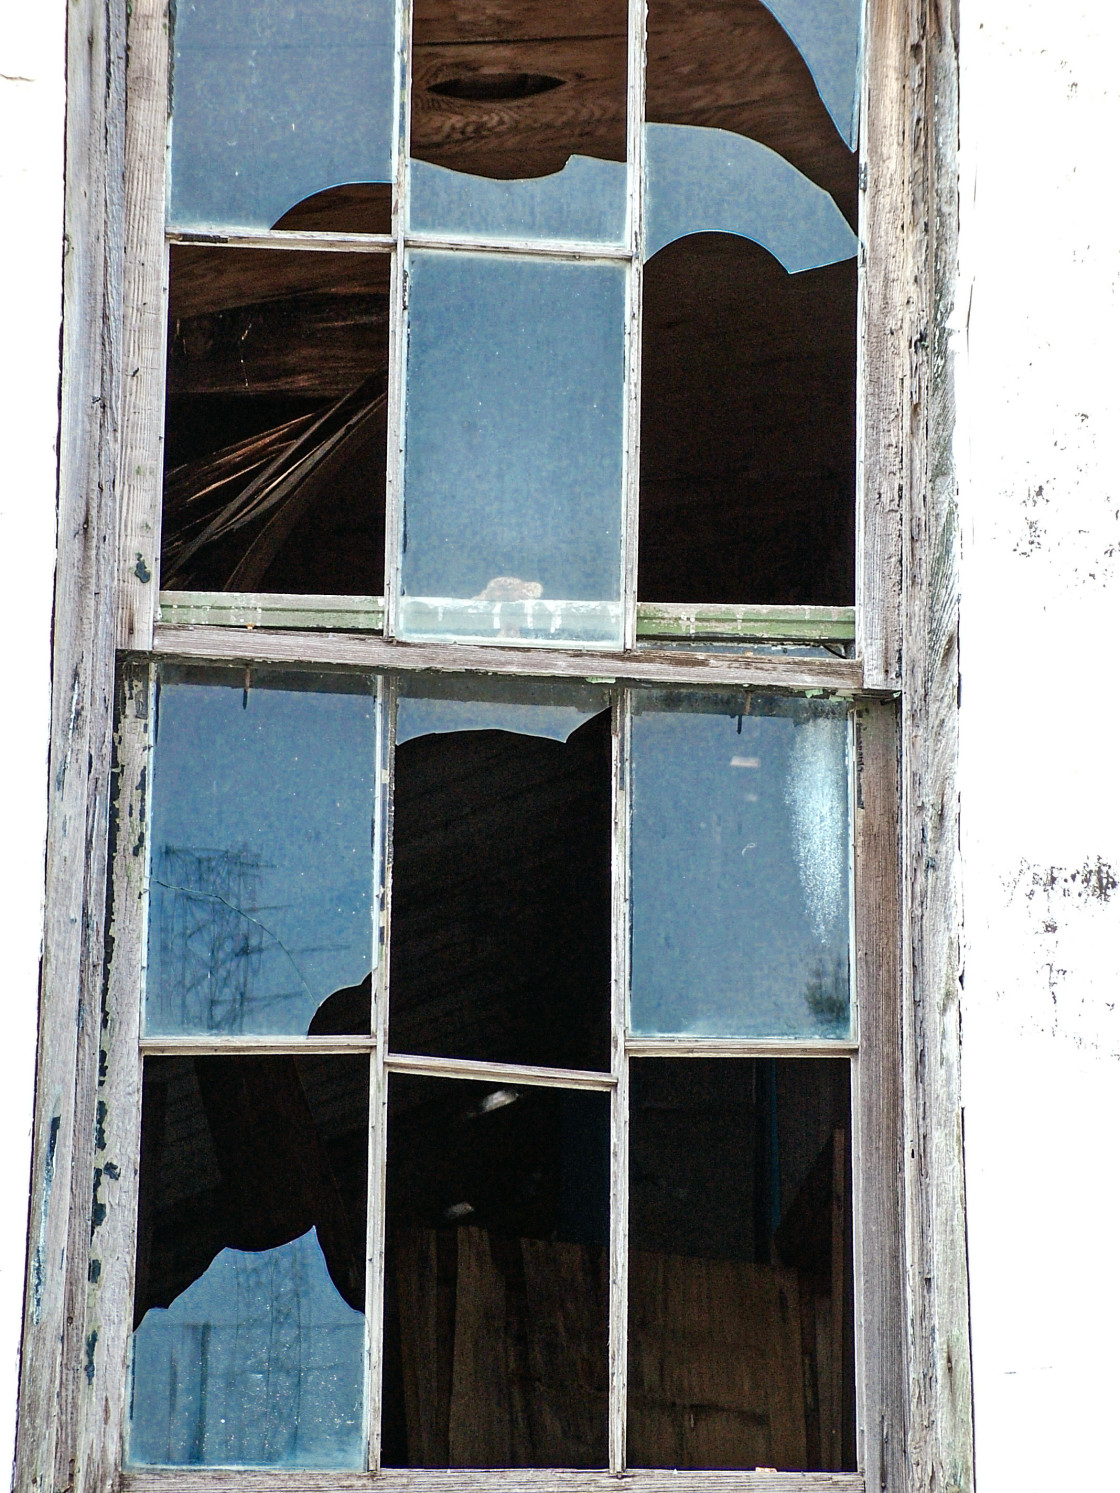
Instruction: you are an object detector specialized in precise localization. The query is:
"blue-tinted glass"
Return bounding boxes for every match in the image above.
[758,0,862,147]
[145,668,376,1036]
[643,124,857,266]
[630,692,851,1038]
[409,156,627,243]
[130,1230,364,1468]
[399,252,626,645]
[169,0,395,231]
[396,675,609,746]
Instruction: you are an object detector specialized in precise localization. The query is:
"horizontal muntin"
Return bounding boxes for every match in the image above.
[150,622,867,695]
[166,227,632,261]
[121,1468,865,1491]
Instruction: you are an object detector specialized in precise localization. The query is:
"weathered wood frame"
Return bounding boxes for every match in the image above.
[14,0,970,1490]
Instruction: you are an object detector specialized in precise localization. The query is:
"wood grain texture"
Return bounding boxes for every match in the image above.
[895,2,973,1490]
[116,0,169,651]
[385,1053,615,1091]
[150,623,867,694]
[14,0,127,1489]
[849,701,906,1493]
[121,1471,865,1492]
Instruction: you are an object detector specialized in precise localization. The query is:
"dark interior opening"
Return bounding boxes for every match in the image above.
[638,235,856,606]
[272,181,393,235]
[411,0,628,180]
[161,245,389,594]
[388,712,612,1071]
[134,1055,369,1326]
[628,1058,855,1471]
[381,1075,610,1467]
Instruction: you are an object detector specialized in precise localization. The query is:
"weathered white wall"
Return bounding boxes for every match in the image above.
[957,2,1120,1488]
[0,3,65,1483]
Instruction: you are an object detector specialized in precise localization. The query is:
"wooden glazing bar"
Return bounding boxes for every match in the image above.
[624,1037,859,1059]
[384,1053,616,1092]
[121,1471,866,1493]
[167,229,395,253]
[151,624,867,694]
[608,693,632,1470]
[138,1034,376,1056]
[404,234,632,261]
[367,674,396,1470]
[620,0,648,650]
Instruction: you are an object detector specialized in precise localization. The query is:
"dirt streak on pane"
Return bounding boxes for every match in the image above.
[162,245,390,594]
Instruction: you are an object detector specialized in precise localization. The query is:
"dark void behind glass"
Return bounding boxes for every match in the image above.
[640,0,857,606]
[161,246,390,594]
[388,705,611,1070]
[130,1055,369,1468]
[628,1059,854,1472]
[381,1076,610,1467]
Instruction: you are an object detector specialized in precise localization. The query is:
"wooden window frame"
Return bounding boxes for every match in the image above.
[14,0,971,1491]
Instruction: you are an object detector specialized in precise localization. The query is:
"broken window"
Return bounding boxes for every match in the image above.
[81,0,899,1485]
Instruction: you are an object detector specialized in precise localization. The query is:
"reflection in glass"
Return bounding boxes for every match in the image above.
[629,692,851,1038]
[146,669,376,1036]
[169,0,395,231]
[399,253,626,645]
[130,1055,369,1468]
[628,1059,854,1470]
[410,156,626,243]
[161,247,391,594]
[643,124,856,265]
[390,687,611,1070]
[381,1076,609,1467]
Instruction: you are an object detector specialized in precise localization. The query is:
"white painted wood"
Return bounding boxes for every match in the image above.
[384,1054,616,1092]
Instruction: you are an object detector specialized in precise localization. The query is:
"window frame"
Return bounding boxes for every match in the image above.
[15,0,971,1489]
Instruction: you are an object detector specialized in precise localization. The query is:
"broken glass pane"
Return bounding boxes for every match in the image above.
[390,685,611,1070]
[169,0,396,231]
[381,1075,609,1467]
[399,252,626,645]
[145,668,377,1036]
[629,691,851,1038]
[130,1055,369,1468]
[757,0,862,147]
[643,124,857,265]
[409,156,626,243]
[161,246,390,595]
[628,1059,855,1470]
[409,0,628,242]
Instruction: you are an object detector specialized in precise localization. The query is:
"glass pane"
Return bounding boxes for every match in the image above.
[645,0,858,223]
[130,1055,369,1468]
[409,0,627,241]
[145,668,377,1036]
[161,246,390,595]
[758,0,862,147]
[399,252,626,645]
[169,0,396,232]
[382,1075,609,1467]
[629,691,851,1038]
[390,680,611,1070]
[628,1059,854,1471]
[642,124,856,266]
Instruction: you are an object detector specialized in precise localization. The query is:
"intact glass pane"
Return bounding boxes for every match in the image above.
[145,668,377,1036]
[130,1055,369,1468]
[399,252,626,645]
[169,0,396,232]
[627,1059,855,1470]
[381,1075,609,1467]
[629,691,851,1038]
[390,678,611,1070]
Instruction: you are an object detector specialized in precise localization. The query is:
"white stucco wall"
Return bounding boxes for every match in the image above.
[957,3,1120,1488]
[0,5,65,1485]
